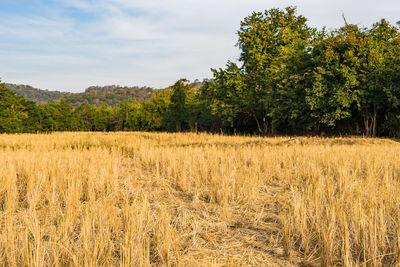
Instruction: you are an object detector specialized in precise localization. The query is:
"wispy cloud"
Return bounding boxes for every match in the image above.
[1,0,400,92]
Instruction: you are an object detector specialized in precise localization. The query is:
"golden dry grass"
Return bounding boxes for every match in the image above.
[0,132,399,266]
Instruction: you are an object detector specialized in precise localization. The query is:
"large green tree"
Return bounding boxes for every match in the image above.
[204,7,316,134]
[238,7,316,134]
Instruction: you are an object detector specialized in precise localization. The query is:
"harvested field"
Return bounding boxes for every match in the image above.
[0,132,399,266]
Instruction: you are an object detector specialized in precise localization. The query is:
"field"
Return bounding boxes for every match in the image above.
[0,132,399,266]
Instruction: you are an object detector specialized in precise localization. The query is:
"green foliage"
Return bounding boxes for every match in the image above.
[164,79,192,131]
[0,81,38,133]
[307,25,365,127]
[5,83,68,104]
[203,7,400,136]
[67,85,154,107]
[307,20,400,136]
[6,84,154,107]
[204,7,317,134]
[115,89,172,131]
[200,63,245,130]
[362,20,400,136]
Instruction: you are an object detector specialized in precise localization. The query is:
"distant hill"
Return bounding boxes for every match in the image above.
[5,83,154,107]
[65,85,154,107]
[5,80,208,107]
[5,84,68,104]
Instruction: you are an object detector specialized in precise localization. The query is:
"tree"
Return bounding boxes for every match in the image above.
[306,25,365,130]
[204,7,316,134]
[239,7,316,134]
[360,19,400,136]
[200,63,246,131]
[164,79,191,131]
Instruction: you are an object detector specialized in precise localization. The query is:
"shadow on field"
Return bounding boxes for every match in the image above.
[157,136,399,149]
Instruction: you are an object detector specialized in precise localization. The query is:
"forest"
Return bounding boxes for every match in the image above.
[2,7,400,137]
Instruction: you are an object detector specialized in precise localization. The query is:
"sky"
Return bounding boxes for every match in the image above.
[1,0,400,92]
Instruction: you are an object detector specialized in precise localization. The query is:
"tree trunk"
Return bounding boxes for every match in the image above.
[372,105,377,137]
[263,117,268,134]
[39,116,42,133]
[175,122,181,132]
[125,108,129,130]
[364,117,370,137]
[251,110,264,134]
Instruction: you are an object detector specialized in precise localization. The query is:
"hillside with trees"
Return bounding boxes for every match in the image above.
[5,83,68,104]
[1,7,400,137]
[66,85,154,107]
[5,84,154,107]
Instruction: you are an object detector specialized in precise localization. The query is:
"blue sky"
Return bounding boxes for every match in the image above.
[1,0,400,92]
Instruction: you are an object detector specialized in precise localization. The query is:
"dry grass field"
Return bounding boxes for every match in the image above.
[0,132,399,266]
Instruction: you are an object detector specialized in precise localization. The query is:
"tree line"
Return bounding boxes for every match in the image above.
[1,7,400,136]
